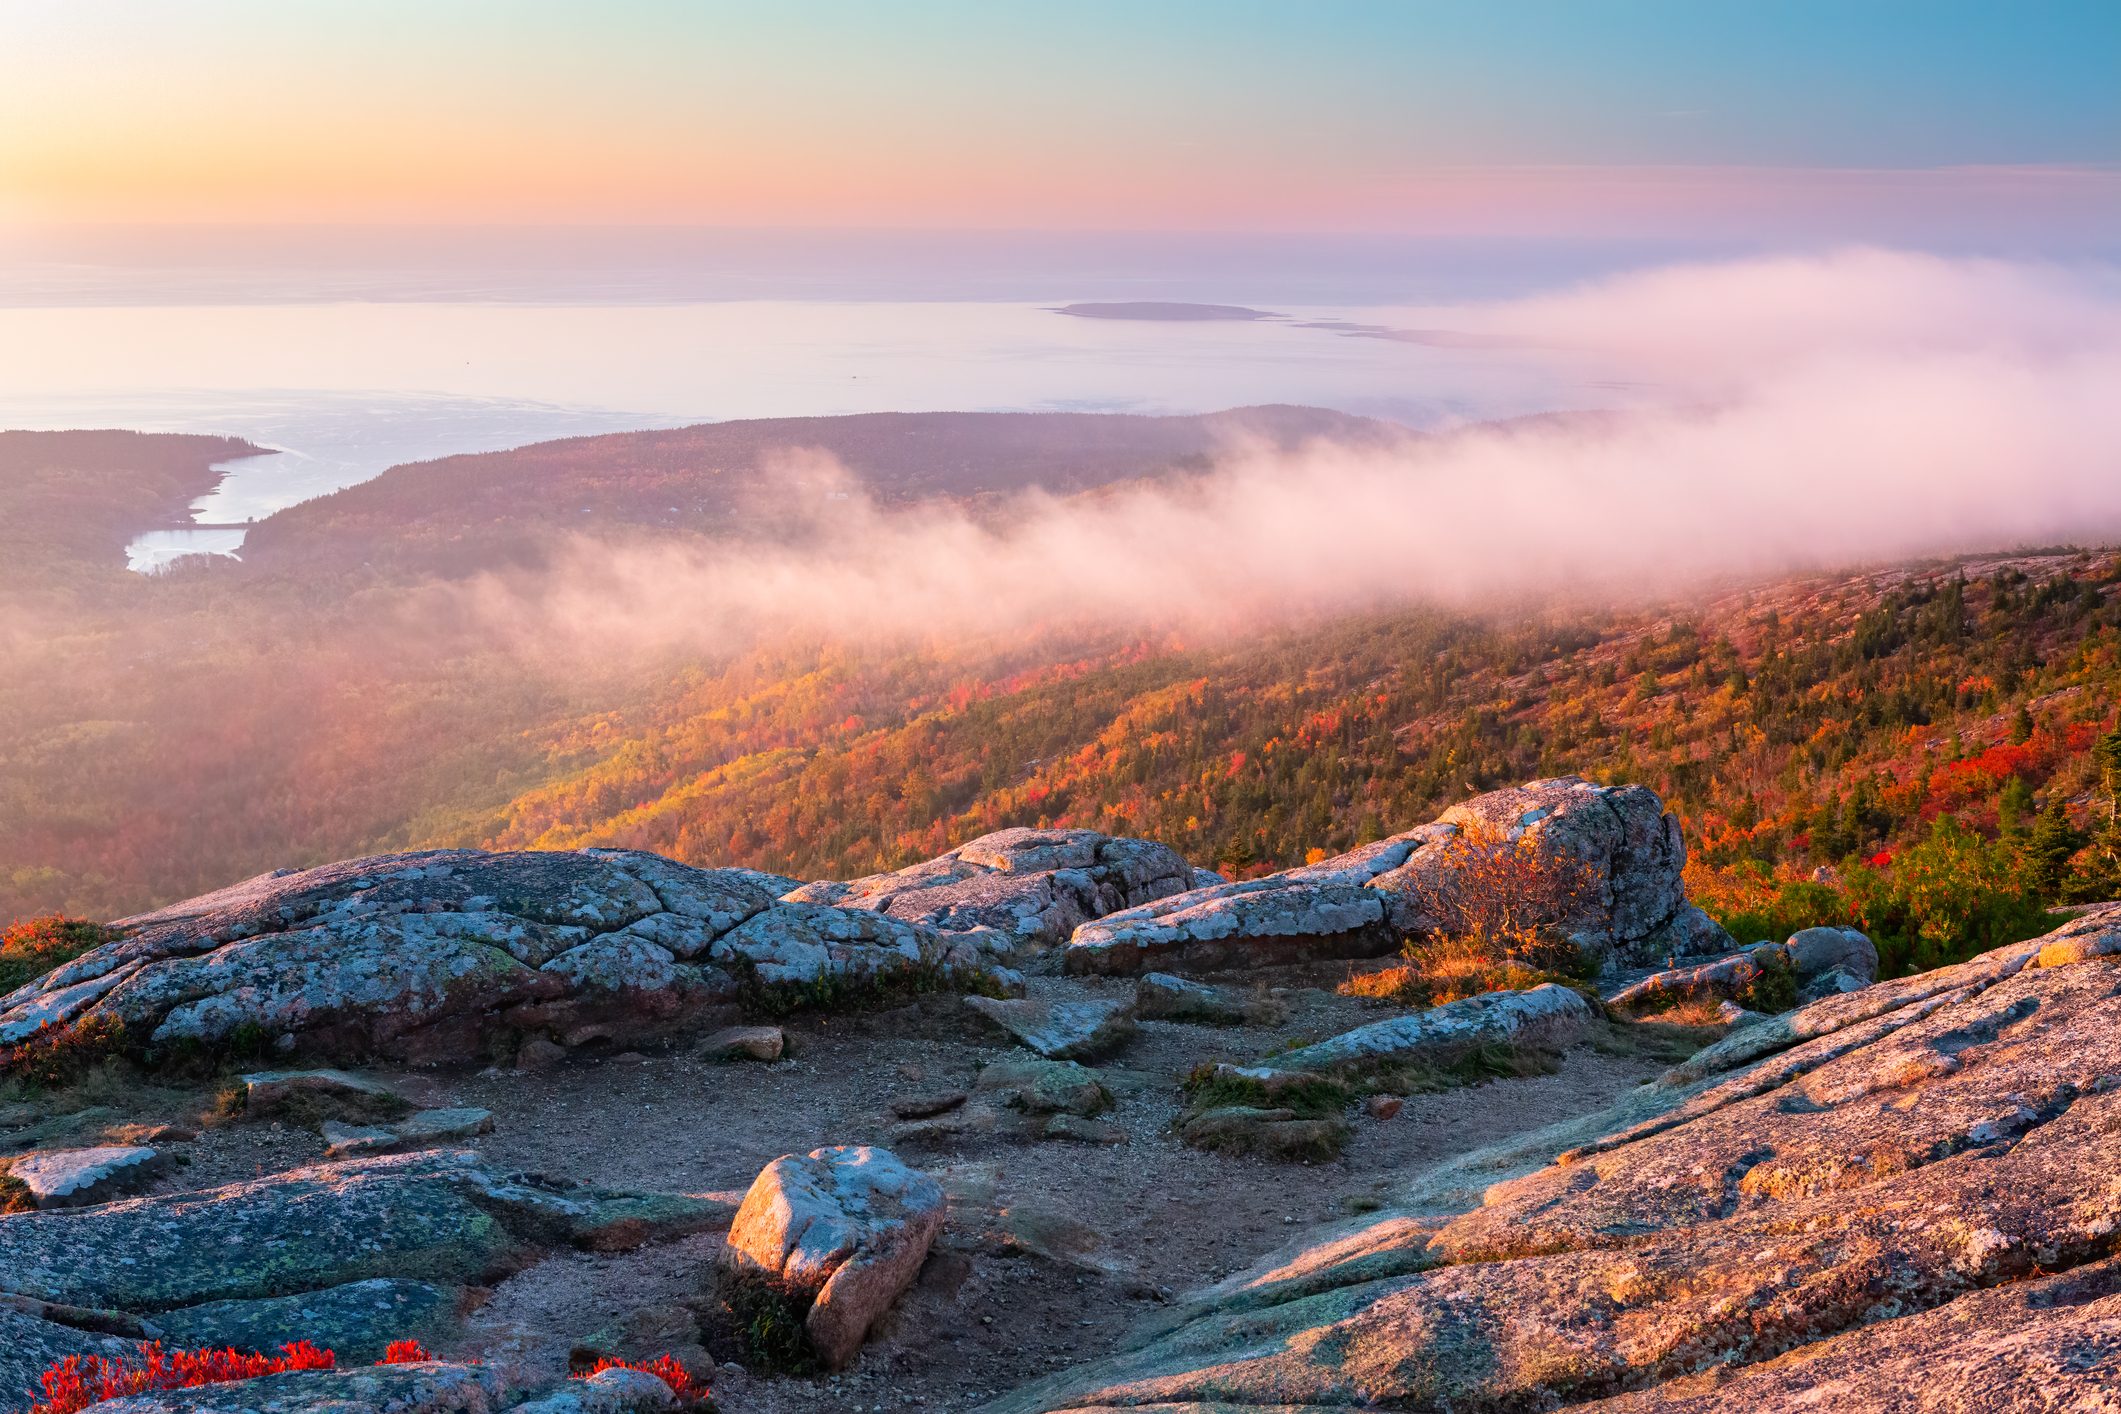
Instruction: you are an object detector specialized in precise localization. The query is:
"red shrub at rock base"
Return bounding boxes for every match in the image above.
[576,1354,710,1403]
[31,1342,336,1414]
[378,1341,433,1364]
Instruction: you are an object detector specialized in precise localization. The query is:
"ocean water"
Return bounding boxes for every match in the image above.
[0,230,1667,570]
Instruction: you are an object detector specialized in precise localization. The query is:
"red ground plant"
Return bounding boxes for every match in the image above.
[31,1342,335,1414]
[576,1354,711,1403]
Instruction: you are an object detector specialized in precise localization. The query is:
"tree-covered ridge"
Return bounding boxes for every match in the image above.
[480,552,2121,954]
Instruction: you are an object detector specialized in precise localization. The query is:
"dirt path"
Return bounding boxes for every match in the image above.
[135,972,1674,1412]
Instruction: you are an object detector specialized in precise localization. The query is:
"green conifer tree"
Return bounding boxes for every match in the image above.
[2025,799,2086,901]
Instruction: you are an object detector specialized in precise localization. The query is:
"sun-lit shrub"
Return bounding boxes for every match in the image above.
[575,1353,712,1404]
[30,1342,335,1414]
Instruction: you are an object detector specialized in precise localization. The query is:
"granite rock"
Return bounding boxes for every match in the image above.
[720,1145,947,1370]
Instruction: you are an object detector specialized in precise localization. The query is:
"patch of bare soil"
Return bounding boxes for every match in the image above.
[53,972,1684,1413]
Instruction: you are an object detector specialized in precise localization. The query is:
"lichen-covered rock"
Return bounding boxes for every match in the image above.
[980,906,2121,1414]
[720,1145,947,1371]
[0,1149,730,1311]
[1063,777,1730,975]
[152,1277,463,1366]
[710,902,945,987]
[321,1108,494,1160]
[513,1364,679,1414]
[974,1060,1112,1116]
[0,847,983,1070]
[1134,972,1253,1024]
[1255,982,1592,1076]
[963,996,1136,1060]
[0,1308,135,1413]
[782,829,1195,952]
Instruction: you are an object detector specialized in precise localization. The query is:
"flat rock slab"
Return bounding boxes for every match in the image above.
[721,1144,946,1371]
[322,1108,495,1160]
[1133,973,1252,1024]
[699,1025,785,1061]
[153,1277,463,1366]
[87,1361,517,1414]
[0,1149,731,1311]
[1259,981,1592,1074]
[964,996,1136,1060]
[1040,1115,1128,1145]
[244,1068,405,1115]
[5,1145,169,1208]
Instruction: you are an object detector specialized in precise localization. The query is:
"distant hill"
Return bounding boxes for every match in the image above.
[239,405,1408,578]
[0,430,265,582]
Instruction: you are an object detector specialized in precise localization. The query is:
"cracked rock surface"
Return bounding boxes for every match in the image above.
[983,903,2121,1413]
[0,846,1011,1067]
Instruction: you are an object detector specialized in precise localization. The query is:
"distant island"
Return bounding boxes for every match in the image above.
[1054,302,1282,321]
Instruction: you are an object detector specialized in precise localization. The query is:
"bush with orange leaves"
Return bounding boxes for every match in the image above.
[1342,824,1601,1009]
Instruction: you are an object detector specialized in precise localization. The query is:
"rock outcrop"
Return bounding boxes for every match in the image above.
[981,902,2121,1413]
[0,847,1012,1068]
[1608,926,1878,1016]
[1248,980,1596,1077]
[1063,777,1732,975]
[719,1145,947,1371]
[963,995,1137,1060]
[784,827,1195,960]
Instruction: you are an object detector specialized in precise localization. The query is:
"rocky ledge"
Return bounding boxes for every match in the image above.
[982,901,2121,1413]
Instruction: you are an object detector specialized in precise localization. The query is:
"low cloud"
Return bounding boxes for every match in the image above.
[448,249,2121,658]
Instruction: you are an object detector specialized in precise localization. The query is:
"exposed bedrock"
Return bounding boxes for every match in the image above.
[982,903,2121,1414]
[0,846,1012,1067]
[1063,776,1733,976]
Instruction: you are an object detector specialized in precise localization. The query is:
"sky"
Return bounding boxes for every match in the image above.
[4,1,2118,235]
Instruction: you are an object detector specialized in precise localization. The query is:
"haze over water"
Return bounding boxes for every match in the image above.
[0,229,1708,569]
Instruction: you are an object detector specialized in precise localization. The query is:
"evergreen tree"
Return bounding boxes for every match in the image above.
[1998,776,2034,838]
[2010,706,2035,744]
[2025,800,2085,901]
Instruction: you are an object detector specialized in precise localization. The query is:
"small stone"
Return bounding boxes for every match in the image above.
[962,996,1136,1060]
[890,1102,998,1144]
[1365,1095,1404,1120]
[322,1108,494,1160]
[1041,1115,1129,1145]
[698,1026,785,1062]
[516,1037,567,1071]
[896,1063,926,1082]
[888,1092,967,1120]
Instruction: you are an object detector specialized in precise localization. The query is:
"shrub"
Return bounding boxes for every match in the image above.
[379,1340,432,1364]
[714,1271,821,1375]
[1845,818,2055,975]
[31,1342,335,1414]
[0,1012,130,1087]
[0,916,116,995]
[575,1354,713,1405]
[1403,825,1603,956]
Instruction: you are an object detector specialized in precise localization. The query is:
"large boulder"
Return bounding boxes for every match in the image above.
[1063,777,1731,975]
[979,903,2121,1414]
[784,828,1195,959]
[719,1145,947,1371]
[0,848,994,1068]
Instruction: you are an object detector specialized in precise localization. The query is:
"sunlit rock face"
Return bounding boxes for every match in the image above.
[1064,775,1731,975]
[985,905,2121,1414]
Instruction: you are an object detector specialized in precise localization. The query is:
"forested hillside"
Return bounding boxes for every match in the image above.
[5,421,2117,976]
[478,550,2121,975]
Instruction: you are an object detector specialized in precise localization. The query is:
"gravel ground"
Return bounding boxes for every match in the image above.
[21,968,1686,1414]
